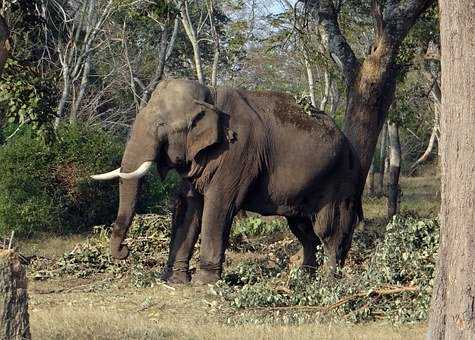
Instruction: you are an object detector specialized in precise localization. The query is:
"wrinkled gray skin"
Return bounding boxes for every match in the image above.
[108,79,363,284]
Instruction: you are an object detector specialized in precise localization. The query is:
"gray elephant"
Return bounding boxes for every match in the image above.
[92,79,363,284]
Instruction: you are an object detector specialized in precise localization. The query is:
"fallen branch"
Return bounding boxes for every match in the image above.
[34,278,111,295]
[320,286,418,314]
[245,285,419,313]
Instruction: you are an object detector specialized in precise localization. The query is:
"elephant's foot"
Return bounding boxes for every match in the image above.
[193,269,221,285]
[160,266,191,284]
[325,266,343,280]
[299,264,317,277]
[160,265,172,281]
[168,270,191,284]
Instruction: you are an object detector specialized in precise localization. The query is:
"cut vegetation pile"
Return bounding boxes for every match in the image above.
[28,213,438,325]
[30,214,171,287]
[218,215,438,324]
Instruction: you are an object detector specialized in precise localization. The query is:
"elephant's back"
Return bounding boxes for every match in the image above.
[244,90,344,144]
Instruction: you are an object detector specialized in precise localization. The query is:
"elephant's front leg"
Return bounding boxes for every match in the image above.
[195,192,236,284]
[163,185,203,284]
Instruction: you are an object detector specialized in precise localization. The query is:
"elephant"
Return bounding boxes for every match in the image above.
[92,79,363,284]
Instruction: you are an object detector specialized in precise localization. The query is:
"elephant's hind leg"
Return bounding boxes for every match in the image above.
[286,216,320,274]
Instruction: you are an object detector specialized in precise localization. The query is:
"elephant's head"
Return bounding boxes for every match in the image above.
[91,79,220,259]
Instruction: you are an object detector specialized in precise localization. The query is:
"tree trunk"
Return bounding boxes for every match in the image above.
[411,125,437,173]
[387,121,401,218]
[179,1,205,85]
[343,56,399,187]
[428,2,475,338]
[211,50,219,87]
[329,82,340,117]
[70,54,92,123]
[55,67,71,128]
[319,70,331,111]
[305,58,317,107]
[0,250,31,340]
[206,0,220,88]
[377,122,387,195]
[366,159,375,196]
[191,43,205,85]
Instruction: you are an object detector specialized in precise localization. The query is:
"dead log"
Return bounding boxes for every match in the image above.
[0,250,31,340]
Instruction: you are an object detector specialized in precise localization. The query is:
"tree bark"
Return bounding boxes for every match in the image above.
[319,70,331,111]
[206,0,220,87]
[179,1,205,85]
[428,2,475,338]
[329,81,340,117]
[305,58,317,107]
[0,250,31,340]
[366,159,375,196]
[411,125,437,173]
[387,121,401,218]
[70,53,92,122]
[377,122,387,195]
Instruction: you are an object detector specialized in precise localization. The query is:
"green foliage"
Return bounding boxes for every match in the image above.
[0,60,56,141]
[0,124,176,237]
[231,216,286,239]
[217,215,439,324]
[0,124,121,236]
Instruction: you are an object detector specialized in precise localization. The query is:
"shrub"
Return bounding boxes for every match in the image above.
[0,124,177,237]
[0,60,56,142]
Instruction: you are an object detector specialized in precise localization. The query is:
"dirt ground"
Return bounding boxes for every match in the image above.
[23,176,439,340]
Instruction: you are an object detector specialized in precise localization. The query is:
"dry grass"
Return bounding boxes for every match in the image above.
[29,286,427,340]
[18,234,86,258]
[363,176,440,223]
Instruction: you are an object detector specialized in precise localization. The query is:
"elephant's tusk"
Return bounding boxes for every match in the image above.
[91,168,121,180]
[118,161,153,179]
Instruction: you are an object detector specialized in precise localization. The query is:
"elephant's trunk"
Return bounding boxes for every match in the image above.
[110,115,160,259]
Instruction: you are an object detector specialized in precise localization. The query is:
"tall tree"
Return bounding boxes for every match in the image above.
[428,1,475,338]
[305,0,435,188]
[387,120,401,217]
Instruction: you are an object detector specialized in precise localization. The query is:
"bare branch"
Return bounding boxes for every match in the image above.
[304,0,360,84]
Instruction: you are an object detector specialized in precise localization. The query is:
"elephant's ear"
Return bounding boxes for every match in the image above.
[187,104,220,160]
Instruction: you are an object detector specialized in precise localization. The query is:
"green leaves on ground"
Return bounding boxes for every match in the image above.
[217,215,439,324]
